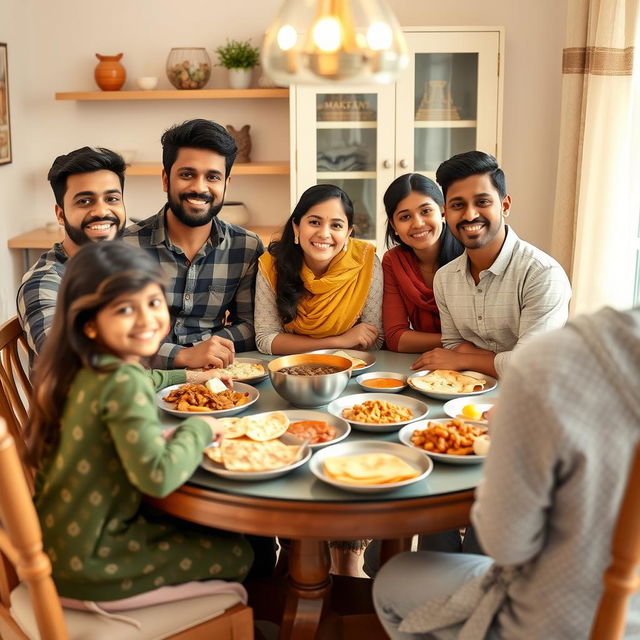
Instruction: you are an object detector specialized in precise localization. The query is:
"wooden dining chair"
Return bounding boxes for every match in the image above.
[0,418,254,640]
[0,316,32,439]
[590,442,640,639]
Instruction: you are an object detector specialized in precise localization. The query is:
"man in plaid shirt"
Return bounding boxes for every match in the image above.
[123,119,263,369]
[17,147,127,356]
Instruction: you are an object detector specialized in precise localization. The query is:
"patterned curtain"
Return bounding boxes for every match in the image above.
[551,0,639,314]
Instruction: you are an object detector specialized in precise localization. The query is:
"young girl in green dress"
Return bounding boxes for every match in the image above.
[26,241,253,602]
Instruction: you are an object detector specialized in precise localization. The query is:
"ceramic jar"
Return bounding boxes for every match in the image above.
[94,53,126,91]
[228,68,252,90]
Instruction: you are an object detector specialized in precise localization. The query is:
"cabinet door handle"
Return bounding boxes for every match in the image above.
[383,159,392,169]
[399,159,408,168]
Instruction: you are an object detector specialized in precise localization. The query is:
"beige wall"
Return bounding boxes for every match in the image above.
[0,0,568,322]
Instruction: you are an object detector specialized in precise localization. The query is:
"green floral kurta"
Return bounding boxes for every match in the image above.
[35,355,252,601]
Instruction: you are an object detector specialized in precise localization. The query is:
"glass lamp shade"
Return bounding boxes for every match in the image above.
[261,0,408,85]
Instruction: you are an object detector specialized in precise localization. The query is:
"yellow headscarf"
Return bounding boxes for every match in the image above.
[259,238,375,338]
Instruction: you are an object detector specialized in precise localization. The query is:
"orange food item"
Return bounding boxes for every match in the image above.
[287,420,337,444]
[362,377,403,389]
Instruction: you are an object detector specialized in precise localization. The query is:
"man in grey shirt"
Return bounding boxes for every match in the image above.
[411,151,571,378]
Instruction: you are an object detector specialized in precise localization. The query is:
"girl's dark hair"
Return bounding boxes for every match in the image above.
[268,184,354,324]
[25,241,167,467]
[383,173,463,267]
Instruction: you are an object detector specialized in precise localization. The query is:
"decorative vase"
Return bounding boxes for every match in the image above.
[94,53,126,91]
[226,125,251,163]
[228,68,252,90]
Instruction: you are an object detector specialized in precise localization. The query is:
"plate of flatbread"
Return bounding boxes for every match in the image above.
[309,440,433,493]
[306,349,376,373]
[213,358,269,384]
[201,411,311,480]
[407,369,497,400]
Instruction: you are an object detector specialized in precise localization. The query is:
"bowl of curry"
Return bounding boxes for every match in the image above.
[355,371,407,394]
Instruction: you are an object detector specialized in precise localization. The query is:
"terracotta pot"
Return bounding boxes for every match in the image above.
[94,53,126,91]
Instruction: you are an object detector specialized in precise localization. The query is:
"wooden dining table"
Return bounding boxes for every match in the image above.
[149,350,490,640]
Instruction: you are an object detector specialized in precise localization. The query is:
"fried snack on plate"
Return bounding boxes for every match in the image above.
[220,438,302,472]
[411,370,486,394]
[164,383,249,412]
[342,399,413,424]
[324,453,419,485]
[410,419,488,456]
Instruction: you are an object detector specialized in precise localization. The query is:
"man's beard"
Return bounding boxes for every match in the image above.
[62,214,124,246]
[167,188,225,228]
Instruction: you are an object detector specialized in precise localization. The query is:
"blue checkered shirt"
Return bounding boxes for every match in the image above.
[16,243,68,357]
[123,208,264,368]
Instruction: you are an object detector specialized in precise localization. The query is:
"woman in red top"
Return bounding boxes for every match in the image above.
[382,173,463,352]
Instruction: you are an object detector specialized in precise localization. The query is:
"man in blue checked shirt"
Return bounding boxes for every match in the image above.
[123,119,263,370]
[17,147,127,357]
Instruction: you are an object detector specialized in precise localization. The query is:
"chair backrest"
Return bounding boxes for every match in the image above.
[590,442,640,640]
[0,417,68,639]
[0,316,32,444]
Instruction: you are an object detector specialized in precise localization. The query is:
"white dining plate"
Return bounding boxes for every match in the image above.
[157,381,259,418]
[305,349,376,373]
[279,409,351,450]
[407,370,498,401]
[309,440,433,493]
[327,393,428,432]
[200,433,311,481]
[217,357,269,384]
[442,396,499,424]
[398,419,487,465]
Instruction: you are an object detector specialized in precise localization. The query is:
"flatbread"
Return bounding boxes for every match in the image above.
[332,350,368,369]
[220,438,302,472]
[216,361,265,380]
[411,370,486,394]
[217,418,247,439]
[323,453,419,485]
[244,412,290,441]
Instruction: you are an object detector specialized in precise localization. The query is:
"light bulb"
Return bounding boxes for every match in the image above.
[277,24,298,51]
[366,21,392,50]
[311,16,342,52]
[262,0,409,85]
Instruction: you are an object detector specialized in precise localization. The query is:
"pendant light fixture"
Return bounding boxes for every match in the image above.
[261,0,408,85]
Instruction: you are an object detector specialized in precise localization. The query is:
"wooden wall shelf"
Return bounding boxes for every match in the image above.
[55,89,289,101]
[127,162,290,176]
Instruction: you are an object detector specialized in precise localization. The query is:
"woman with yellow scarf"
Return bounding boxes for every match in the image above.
[255,184,383,355]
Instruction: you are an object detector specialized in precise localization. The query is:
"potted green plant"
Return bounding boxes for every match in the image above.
[215,39,260,90]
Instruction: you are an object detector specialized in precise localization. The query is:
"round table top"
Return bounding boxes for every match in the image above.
[161,350,493,504]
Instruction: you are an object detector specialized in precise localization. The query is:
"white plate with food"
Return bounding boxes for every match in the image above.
[407,369,497,400]
[306,349,376,373]
[309,440,433,493]
[355,371,407,393]
[442,397,498,424]
[213,357,269,384]
[280,409,351,450]
[157,381,259,418]
[201,432,311,481]
[398,418,489,465]
[327,393,428,432]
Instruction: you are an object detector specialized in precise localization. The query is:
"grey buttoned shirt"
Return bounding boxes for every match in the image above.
[433,226,572,377]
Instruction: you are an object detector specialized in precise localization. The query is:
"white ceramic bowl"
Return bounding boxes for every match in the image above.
[136,76,158,90]
[355,371,407,393]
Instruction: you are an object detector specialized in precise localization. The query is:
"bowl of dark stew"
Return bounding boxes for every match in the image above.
[268,354,352,408]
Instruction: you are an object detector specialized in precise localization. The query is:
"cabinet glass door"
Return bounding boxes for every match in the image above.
[294,86,394,250]
[396,30,502,179]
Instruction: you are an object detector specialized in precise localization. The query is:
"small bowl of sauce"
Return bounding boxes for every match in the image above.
[355,371,407,393]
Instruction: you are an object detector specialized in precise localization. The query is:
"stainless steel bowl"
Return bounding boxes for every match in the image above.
[268,354,352,408]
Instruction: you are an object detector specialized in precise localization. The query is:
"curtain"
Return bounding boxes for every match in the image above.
[551,0,640,314]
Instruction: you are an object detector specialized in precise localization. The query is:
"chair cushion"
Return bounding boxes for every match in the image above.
[10,582,244,639]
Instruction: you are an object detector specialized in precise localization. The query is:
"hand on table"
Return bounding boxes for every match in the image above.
[339,323,378,350]
[174,336,235,369]
[411,347,467,371]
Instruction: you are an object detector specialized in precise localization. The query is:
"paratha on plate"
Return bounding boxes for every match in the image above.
[220,438,302,472]
[323,453,419,485]
[244,411,290,441]
[411,370,486,394]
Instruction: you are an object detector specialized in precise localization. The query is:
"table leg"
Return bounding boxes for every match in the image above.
[279,539,331,640]
[380,538,412,566]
